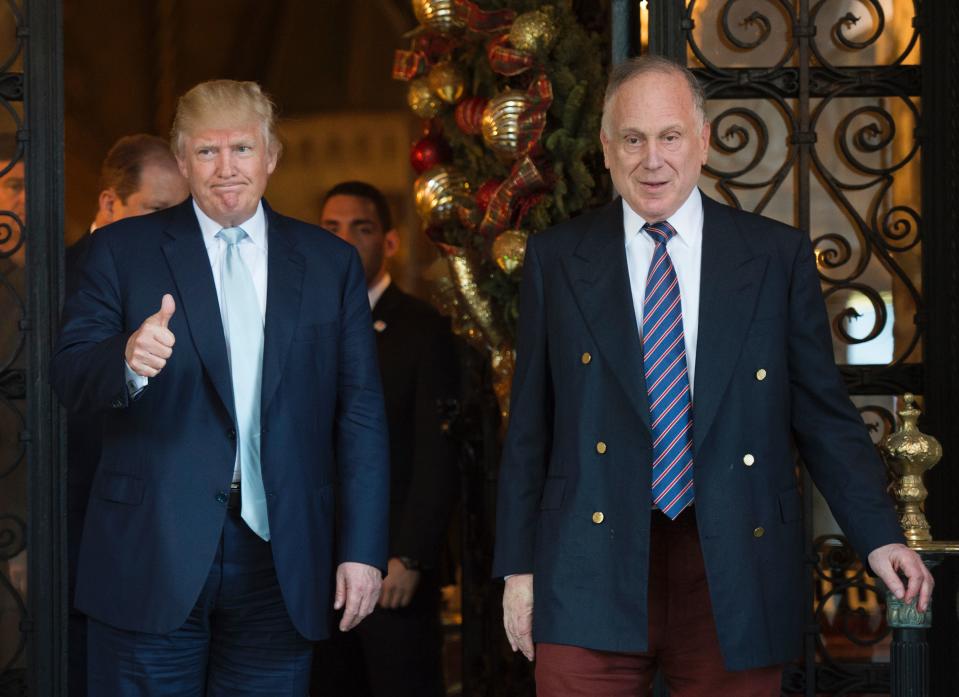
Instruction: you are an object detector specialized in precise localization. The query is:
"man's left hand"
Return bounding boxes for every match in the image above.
[334,561,382,631]
[379,557,421,609]
[867,542,934,612]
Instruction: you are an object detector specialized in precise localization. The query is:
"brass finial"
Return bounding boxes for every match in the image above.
[880,394,942,545]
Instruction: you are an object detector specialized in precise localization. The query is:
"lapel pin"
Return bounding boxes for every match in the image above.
[373,320,387,333]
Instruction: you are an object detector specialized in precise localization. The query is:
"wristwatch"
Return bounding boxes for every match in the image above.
[397,556,421,571]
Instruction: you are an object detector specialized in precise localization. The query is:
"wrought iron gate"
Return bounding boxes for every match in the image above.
[0,0,66,695]
[631,0,959,694]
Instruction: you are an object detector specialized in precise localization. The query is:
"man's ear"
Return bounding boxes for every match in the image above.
[97,189,118,224]
[384,229,400,259]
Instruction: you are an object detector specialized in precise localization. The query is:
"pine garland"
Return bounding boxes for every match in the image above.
[397,0,609,344]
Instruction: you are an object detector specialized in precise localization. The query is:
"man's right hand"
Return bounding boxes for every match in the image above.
[125,294,176,377]
[503,573,535,661]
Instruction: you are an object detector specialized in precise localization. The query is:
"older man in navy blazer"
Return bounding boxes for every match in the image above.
[493,56,932,697]
[53,80,389,696]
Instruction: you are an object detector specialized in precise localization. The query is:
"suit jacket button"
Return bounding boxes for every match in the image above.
[581,352,592,365]
[753,526,765,538]
[227,429,236,440]
[596,441,607,454]
[215,491,228,504]
[743,453,755,466]
[592,512,605,524]
[755,368,767,381]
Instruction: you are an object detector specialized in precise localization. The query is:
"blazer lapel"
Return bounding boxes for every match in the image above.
[563,199,651,431]
[161,199,235,422]
[693,195,768,451]
[260,203,305,415]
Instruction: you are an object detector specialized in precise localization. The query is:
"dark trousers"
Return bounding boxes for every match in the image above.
[87,506,312,696]
[310,573,445,697]
[535,509,783,697]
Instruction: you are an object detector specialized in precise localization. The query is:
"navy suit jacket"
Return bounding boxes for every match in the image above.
[52,198,390,640]
[492,194,904,670]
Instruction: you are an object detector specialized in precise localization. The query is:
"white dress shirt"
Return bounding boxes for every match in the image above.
[623,188,703,397]
[368,272,391,310]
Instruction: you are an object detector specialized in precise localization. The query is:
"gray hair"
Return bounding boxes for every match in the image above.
[601,56,707,134]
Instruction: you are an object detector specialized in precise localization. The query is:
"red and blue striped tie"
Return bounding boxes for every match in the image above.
[642,221,694,519]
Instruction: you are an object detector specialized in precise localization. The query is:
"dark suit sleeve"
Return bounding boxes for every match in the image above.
[391,315,459,567]
[786,233,903,562]
[334,249,391,571]
[52,231,132,414]
[492,235,553,578]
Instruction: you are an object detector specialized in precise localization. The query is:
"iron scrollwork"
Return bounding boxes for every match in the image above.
[0,0,27,692]
[682,2,922,695]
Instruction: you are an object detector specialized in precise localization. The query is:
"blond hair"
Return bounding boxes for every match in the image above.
[171,80,282,158]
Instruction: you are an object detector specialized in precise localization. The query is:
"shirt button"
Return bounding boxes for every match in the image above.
[755,368,767,381]
[581,352,592,365]
[596,441,607,455]
[743,453,755,467]
[753,526,765,538]
[592,512,605,524]
[215,491,228,504]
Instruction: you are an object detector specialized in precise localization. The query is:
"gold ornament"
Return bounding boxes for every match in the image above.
[481,90,528,159]
[412,0,465,35]
[492,229,528,275]
[881,394,942,545]
[414,166,471,225]
[407,77,443,119]
[490,345,516,428]
[428,62,466,104]
[442,245,505,349]
[509,8,558,53]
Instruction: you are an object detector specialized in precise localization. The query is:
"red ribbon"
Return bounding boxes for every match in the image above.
[392,49,429,81]
[514,74,553,156]
[454,0,515,34]
[486,35,534,76]
[478,156,547,239]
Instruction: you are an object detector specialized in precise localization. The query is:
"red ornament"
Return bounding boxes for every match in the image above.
[455,96,488,135]
[475,179,503,214]
[410,134,451,174]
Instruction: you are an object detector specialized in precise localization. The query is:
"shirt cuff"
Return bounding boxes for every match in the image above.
[124,361,148,397]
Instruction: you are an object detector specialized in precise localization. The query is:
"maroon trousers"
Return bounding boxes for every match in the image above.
[535,509,782,697]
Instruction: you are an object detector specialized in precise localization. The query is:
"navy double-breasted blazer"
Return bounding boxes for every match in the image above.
[492,194,903,670]
[52,198,390,641]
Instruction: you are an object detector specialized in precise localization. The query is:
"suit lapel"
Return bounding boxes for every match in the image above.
[563,199,651,431]
[261,203,305,415]
[161,199,235,422]
[693,195,767,451]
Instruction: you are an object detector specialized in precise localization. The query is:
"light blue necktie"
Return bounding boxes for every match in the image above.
[217,226,270,540]
[643,221,694,520]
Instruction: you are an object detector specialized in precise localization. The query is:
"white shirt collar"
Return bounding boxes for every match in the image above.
[369,272,391,309]
[193,199,268,251]
[622,187,703,249]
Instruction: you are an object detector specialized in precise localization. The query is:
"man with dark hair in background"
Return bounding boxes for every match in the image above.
[312,181,459,697]
[64,132,188,696]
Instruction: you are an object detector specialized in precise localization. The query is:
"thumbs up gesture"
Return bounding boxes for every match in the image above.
[125,294,177,378]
